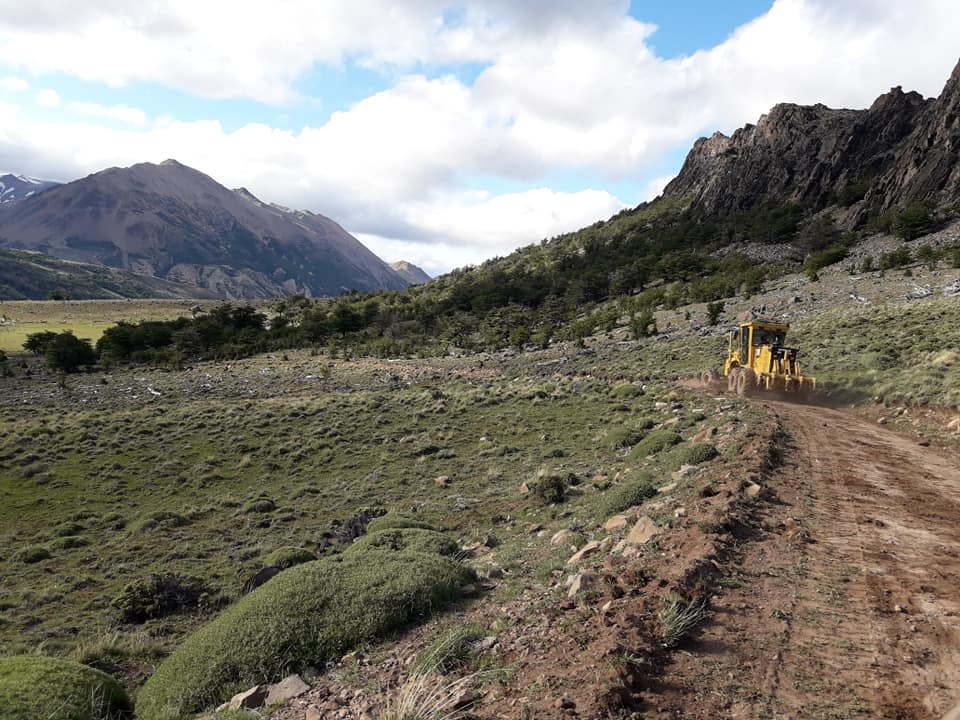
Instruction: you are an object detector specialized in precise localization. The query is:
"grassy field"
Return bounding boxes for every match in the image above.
[0,299,211,353]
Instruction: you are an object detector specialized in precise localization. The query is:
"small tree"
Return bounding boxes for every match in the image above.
[706,301,725,326]
[629,310,657,339]
[46,288,72,301]
[44,332,97,373]
[23,331,59,355]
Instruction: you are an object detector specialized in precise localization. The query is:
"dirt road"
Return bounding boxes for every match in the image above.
[666,402,960,719]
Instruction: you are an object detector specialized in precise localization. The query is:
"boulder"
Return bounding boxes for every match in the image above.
[550,529,575,546]
[265,675,311,706]
[567,540,602,565]
[625,516,661,546]
[220,685,269,712]
[435,475,450,487]
[603,515,629,532]
[692,427,717,443]
[567,570,596,598]
[744,482,763,498]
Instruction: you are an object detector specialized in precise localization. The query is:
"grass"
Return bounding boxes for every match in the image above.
[413,625,486,675]
[0,299,201,353]
[0,655,132,720]
[659,594,708,648]
[136,538,474,719]
[379,672,477,720]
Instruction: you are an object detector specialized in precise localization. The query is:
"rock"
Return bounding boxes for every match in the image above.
[600,600,614,614]
[567,540,602,564]
[877,416,888,425]
[551,529,575,545]
[223,685,269,711]
[519,482,530,495]
[654,401,669,410]
[483,533,500,548]
[674,507,687,518]
[305,708,324,720]
[625,516,661,546]
[658,482,678,493]
[947,417,960,431]
[744,482,763,498]
[567,571,596,598]
[487,566,504,579]
[452,689,480,709]
[471,636,498,651]
[435,475,450,487]
[265,675,311,706]
[663,417,681,427]
[692,427,717,443]
[603,515,629,532]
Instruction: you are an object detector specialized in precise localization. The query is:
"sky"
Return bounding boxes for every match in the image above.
[0,1,958,276]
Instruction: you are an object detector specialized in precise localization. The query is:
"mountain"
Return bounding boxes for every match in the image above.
[0,247,221,300]
[0,160,409,299]
[0,173,60,204]
[389,261,431,285]
[663,58,960,222]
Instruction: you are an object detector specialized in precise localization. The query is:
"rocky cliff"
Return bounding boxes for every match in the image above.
[0,160,409,299]
[663,58,960,221]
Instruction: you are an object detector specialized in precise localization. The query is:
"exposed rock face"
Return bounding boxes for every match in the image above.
[389,260,431,285]
[664,58,960,218]
[0,160,409,299]
[0,174,60,204]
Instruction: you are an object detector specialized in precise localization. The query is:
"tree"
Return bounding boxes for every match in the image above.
[629,310,657,339]
[706,301,725,326]
[44,332,97,373]
[46,288,72,301]
[23,331,59,355]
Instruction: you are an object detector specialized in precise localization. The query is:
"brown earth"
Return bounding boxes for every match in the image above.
[659,400,960,719]
[267,400,960,720]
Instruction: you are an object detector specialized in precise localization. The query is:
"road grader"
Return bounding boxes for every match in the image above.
[701,318,816,399]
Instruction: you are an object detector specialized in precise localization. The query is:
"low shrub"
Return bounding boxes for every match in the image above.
[528,471,573,504]
[605,427,645,450]
[597,476,657,517]
[366,513,435,533]
[130,511,189,534]
[14,545,51,564]
[413,625,485,674]
[51,535,91,550]
[242,498,276,514]
[612,383,643,399]
[347,529,459,558]
[111,573,211,623]
[136,545,473,719]
[0,655,132,720]
[667,442,720,470]
[263,547,317,570]
[630,430,682,459]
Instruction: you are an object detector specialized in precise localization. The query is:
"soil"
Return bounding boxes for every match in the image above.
[658,400,960,719]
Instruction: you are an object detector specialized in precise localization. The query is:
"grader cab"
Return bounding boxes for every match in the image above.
[701,319,816,398]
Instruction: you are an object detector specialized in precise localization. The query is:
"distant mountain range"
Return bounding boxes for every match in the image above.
[389,260,431,285]
[0,160,416,299]
[0,174,60,204]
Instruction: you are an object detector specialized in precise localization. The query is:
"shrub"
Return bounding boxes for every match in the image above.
[891,202,933,240]
[612,383,643,399]
[51,535,91,550]
[44,331,98,373]
[803,245,847,275]
[347,529,459,558]
[635,416,657,430]
[413,625,485,674]
[629,310,657,339]
[15,545,52,564]
[136,547,473,719]
[263,547,317,570]
[366,514,435,533]
[605,427,644,450]
[598,476,657,517]
[667,442,720,470]
[528,471,571,504]
[242,498,276,514]
[630,430,682,458]
[111,573,211,623]
[0,655,132,720]
[705,301,725,326]
[130,511,189,534]
[879,246,912,270]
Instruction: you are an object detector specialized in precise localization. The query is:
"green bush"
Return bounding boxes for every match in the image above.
[347,528,459,558]
[14,545,51,564]
[803,245,847,274]
[130,511,189,534]
[51,535,91,550]
[630,430,682,459]
[0,655,132,720]
[112,573,211,623]
[612,383,643,399]
[365,513,435,533]
[413,625,484,674]
[136,547,473,720]
[605,427,645,450]
[263,547,317,570]
[528,472,572,504]
[241,498,277,514]
[598,476,657,517]
[891,202,933,240]
[667,442,720,470]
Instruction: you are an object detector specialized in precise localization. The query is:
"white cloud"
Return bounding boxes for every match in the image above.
[0,1,959,272]
[68,101,147,127]
[0,76,28,92]
[35,88,59,107]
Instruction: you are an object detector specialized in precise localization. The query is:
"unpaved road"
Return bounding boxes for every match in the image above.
[667,402,960,719]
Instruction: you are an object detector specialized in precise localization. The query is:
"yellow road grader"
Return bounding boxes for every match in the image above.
[701,318,816,399]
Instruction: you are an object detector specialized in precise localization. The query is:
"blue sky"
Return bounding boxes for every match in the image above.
[0,1,957,274]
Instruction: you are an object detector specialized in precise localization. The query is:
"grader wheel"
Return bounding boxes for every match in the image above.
[727,367,741,393]
[736,368,758,397]
[700,369,720,388]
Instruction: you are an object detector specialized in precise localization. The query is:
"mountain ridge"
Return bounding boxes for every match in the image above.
[0,160,409,299]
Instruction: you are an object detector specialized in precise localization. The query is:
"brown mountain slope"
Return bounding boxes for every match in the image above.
[389,260,431,285]
[0,160,408,299]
